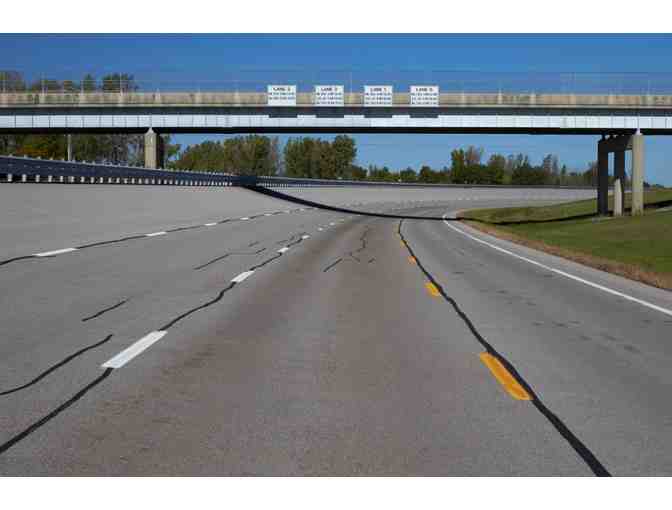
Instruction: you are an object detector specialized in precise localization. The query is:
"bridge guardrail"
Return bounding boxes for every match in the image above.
[0,155,594,190]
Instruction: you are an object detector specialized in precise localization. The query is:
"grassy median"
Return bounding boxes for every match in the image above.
[459,190,672,289]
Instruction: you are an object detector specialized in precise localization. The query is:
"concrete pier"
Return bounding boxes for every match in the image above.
[631,132,645,215]
[144,128,165,169]
[614,179,623,217]
[597,139,609,216]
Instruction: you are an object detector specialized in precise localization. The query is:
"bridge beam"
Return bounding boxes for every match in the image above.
[144,128,165,169]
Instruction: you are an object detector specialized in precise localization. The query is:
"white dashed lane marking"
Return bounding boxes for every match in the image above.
[278,247,289,253]
[146,231,167,237]
[34,247,78,257]
[231,270,255,283]
[101,331,167,369]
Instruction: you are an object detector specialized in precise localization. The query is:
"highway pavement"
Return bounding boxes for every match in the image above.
[0,185,670,475]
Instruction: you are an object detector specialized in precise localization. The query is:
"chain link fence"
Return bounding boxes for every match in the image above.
[2,70,672,95]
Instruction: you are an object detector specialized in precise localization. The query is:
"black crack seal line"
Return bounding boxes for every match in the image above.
[245,185,460,222]
[397,219,611,477]
[0,368,113,456]
[0,215,261,269]
[322,258,343,273]
[159,282,236,331]
[0,334,114,397]
[349,226,370,261]
[82,300,128,322]
[194,247,266,271]
[323,226,371,271]
[160,235,309,331]
[0,255,38,267]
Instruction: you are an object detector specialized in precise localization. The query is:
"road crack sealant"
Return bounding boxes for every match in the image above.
[82,300,129,322]
[0,230,313,457]
[397,219,611,477]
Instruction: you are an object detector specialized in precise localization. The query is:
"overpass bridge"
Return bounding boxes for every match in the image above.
[2,88,671,214]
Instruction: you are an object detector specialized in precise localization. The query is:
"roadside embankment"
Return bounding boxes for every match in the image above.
[459,190,672,290]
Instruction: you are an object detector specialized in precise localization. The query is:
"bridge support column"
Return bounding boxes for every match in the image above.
[614,178,623,217]
[144,128,165,169]
[67,134,73,161]
[631,131,645,215]
[597,141,609,216]
[613,150,626,217]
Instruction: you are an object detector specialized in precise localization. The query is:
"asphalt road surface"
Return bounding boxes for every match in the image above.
[1,185,670,476]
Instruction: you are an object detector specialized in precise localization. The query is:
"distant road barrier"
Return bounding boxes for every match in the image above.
[0,155,593,190]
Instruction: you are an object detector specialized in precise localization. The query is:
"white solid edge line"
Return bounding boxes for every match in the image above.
[34,247,78,257]
[204,222,217,226]
[146,231,167,237]
[278,247,289,253]
[231,270,255,283]
[102,330,167,369]
[443,216,672,318]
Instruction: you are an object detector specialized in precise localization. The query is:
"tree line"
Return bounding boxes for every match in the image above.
[168,135,606,186]
[0,70,139,93]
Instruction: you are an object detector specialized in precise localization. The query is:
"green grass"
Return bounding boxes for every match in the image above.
[461,189,672,224]
[498,211,672,276]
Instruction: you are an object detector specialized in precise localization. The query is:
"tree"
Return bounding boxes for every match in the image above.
[511,163,547,185]
[0,70,26,92]
[465,146,484,166]
[368,165,393,181]
[172,136,279,175]
[485,154,506,184]
[418,165,439,183]
[450,148,469,183]
[399,167,417,182]
[101,73,138,92]
[349,165,367,180]
[82,74,97,92]
[331,135,357,179]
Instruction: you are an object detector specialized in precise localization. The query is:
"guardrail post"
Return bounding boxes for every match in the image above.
[7,173,12,182]
[22,174,27,182]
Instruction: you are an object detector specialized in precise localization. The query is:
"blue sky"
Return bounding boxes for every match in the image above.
[1,34,671,183]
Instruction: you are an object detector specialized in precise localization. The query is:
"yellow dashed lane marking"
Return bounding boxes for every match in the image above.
[425,282,441,297]
[408,256,417,264]
[479,352,532,401]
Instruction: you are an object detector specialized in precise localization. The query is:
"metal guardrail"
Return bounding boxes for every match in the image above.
[0,155,248,186]
[0,155,594,190]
